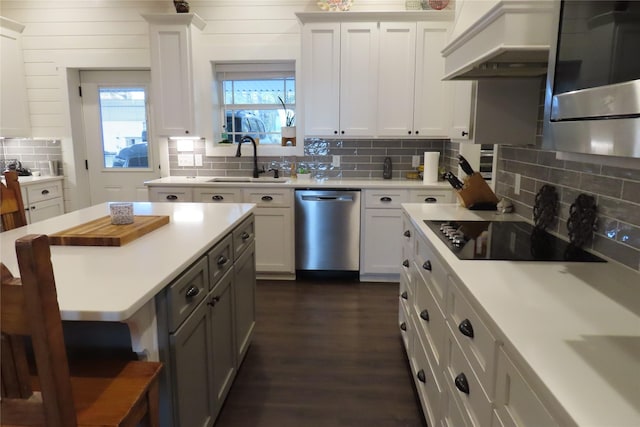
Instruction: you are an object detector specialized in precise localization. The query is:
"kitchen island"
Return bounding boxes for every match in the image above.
[401,203,640,427]
[1,201,257,426]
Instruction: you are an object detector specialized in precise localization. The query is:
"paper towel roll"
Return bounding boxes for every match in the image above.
[423,152,439,183]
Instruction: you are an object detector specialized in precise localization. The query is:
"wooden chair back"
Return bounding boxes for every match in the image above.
[1,170,28,231]
[1,234,77,426]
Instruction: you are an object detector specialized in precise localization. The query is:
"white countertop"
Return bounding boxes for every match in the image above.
[145,175,453,190]
[0,202,255,322]
[3,175,63,185]
[402,203,640,427]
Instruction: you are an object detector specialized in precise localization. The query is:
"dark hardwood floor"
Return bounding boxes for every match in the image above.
[214,278,425,427]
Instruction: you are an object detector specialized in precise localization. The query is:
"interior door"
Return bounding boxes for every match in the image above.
[80,70,159,204]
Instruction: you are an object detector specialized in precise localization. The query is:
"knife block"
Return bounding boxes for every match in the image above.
[455,173,499,208]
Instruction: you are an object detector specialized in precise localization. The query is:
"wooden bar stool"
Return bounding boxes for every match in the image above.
[1,170,28,231]
[0,234,163,427]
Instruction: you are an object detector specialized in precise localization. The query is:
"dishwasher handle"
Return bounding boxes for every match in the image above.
[300,195,354,202]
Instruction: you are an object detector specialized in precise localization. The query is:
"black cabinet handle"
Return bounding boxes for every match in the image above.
[415,131,419,135]
[400,322,407,331]
[241,231,250,241]
[407,130,412,135]
[216,255,228,266]
[261,195,273,202]
[401,291,408,300]
[380,196,392,202]
[185,285,200,299]
[334,130,338,135]
[417,369,426,383]
[461,131,469,137]
[341,130,345,134]
[402,259,409,268]
[166,194,178,201]
[420,310,430,322]
[424,197,437,203]
[207,296,220,307]
[458,319,474,339]
[41,189,50,195]
[455,373,470,395]
[422,260,432,271]
[403,230,411,238]
[211,195,224,201]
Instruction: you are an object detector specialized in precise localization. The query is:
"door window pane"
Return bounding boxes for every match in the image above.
[99,87,149,168]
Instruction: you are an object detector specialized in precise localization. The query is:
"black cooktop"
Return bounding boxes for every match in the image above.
[424,220,605,262]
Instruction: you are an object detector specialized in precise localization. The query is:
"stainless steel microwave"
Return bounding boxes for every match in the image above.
[543,0,640,158]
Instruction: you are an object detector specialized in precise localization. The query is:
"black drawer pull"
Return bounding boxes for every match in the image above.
[380,196,392,202]
[424,197,437,203]
[403,230,411,238]
[402,259,409,268]
[207,296,220,307]
[261,195,273,202]
[458,319,474,339]
[422,260,432,271]
[166,194,178,201]
[241,231,250,241]
[400,322,407,331]
[420,310,430,322]
[216,255,228,266]
[41,189,50,195]
[461,131,469,137]
[417,369,426,383]
[185,285,200,299]
[211,195,224,201]
[455,373,470,395]
[401,291,408,300]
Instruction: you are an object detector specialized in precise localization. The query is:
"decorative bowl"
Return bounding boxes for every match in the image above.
[317,0,353,12]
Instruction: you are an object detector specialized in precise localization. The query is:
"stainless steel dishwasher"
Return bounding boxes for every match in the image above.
[295,189,361,271]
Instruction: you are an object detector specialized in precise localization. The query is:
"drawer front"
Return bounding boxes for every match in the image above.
[401,213,415,262]
[447,277,497,398]
[243,188,292,207]
[232,215,255,260]
[409,189,454,204]
[493,348,559,427]
[443,324,492,427]
[441,377,473,427]
[26,180,63,203]
[412,331,442,427]
[194,188,242,203]
[364,189,408,208]
[168,257,209,332]
[400,266,411,302]
[413,272,447,367]
[399,298,413,353]
[415,234,448,310]
[207,233,233,289]
[149,187,193,202]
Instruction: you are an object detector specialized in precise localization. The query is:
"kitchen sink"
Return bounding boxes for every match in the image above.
[207,177,288,183]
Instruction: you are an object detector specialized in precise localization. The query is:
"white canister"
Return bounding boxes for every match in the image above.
[109,202,134,225]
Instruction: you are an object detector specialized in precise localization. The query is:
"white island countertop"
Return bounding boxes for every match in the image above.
[0,202,255,322]
[402,203,640,427]
[144,175,453,190]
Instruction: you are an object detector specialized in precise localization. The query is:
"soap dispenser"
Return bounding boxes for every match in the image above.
[383,157,392,179]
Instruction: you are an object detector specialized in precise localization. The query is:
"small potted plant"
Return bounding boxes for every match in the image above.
[296,166,311,181]
[278,96,296,146]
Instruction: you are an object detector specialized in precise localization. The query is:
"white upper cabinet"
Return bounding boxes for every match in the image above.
[143,13,205,137]
[299,12,454,139]
[378,22,451,138]
[0,17,31,138]
[302,21,378,137]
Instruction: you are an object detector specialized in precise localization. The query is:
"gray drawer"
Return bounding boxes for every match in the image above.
[207,233,233,290]
[168,257,209,332]
[232,215,255,260]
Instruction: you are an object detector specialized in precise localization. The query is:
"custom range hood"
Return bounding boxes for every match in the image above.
[441,0,554,80]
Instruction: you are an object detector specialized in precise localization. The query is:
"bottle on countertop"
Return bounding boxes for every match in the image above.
[383,157,392,179]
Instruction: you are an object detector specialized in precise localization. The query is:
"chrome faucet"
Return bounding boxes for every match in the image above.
[235,135,264,178]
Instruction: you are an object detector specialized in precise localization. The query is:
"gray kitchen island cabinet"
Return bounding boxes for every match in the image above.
[156,215,256,427]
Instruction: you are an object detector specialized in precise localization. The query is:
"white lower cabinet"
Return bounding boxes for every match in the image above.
[149,186,193,202]
[401,211,561,427]
[361,188,452,282]
[21,178,65,223]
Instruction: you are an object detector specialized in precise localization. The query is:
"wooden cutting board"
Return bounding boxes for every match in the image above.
[49,215,170,246]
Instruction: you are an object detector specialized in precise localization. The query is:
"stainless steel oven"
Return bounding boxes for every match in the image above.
[543,0,640,158]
